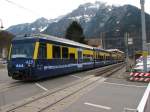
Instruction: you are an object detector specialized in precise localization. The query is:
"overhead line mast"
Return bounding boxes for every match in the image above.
[140,0,147,72]
[0,19,4,29]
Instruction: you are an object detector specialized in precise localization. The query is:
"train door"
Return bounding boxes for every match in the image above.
[93,49,96,67]
[77,49,83,69]
[36,43,47,76]
[38,43,47,59]
[78,49,82,63]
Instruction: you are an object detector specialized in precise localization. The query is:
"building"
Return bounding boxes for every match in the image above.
[0,30,13,59]
[0,48,8,59]
[85,38,102,48]
[147,43,150,55]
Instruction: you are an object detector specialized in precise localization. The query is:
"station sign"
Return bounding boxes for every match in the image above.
[128,38,133,45]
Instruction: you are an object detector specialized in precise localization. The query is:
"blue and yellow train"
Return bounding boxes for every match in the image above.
[7,34,124,80]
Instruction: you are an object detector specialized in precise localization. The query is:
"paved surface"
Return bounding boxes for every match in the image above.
[0,83,43,106]
[0,68,14,83]
[61,68,148,112]
[62,80,146,112]
[0,68,92,107]
[0,66,148,112]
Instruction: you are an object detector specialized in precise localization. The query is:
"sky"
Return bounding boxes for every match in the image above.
[0,0,150,29]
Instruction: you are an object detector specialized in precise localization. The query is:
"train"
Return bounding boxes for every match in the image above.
[7,34,124,80]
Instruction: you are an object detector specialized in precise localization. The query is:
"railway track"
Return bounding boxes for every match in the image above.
[0,66,95,93]
[0,80,34,94]
[0,82,22,92]
[0,62,122,93]
[0,63,124,112]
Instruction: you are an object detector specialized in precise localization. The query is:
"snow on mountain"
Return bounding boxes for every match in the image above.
[6,1,108,37]
[39,25,48,32]
[44,1,106,37]
[7,17,50,36]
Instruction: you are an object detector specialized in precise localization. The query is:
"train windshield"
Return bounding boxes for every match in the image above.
[11,43,35,59]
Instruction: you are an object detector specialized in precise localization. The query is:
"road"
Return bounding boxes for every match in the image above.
[0,67,13,83]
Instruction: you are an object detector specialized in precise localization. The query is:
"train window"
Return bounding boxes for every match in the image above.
[78,51,82,59]
[53,45,61,58]
[38,43,47,59]
[70,53,75,59]
[62,47,68,58]
[98,53,100,59]
[11,43,34,59]
[96,52,97,59]
[101,56,104,60]
[106,56,108,60]
[100,56,102,60]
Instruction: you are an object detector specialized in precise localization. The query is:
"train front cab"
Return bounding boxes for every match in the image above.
[7,40,37,80]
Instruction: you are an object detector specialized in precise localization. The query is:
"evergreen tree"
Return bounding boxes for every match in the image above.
[65,21,85,43]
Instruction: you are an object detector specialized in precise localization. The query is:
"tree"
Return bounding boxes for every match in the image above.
[0,31,14,58]
[65,21,85,43]
[0,31,14,48]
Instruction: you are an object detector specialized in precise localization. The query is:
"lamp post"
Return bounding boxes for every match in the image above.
[140,0,147,72]
[101,32,105,49]
[0,19,4,30]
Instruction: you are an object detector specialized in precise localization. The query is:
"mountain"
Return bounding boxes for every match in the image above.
[7,17,50,36]
[44,1,106,37]
[6,2,150,55]
[84,5,114,37]
[100,5,150,55]
[44,3,150,55]
[6,2,104,37]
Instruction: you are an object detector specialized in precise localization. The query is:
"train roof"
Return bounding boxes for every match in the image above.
[13,34,93,49]
[94,47,111,53]
[106,49,124,54]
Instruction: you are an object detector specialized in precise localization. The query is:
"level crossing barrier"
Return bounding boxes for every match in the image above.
[129,72,150,82]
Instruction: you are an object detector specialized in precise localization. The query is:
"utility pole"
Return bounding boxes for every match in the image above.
[140,0,147,72]
[125,32,129,71]
[101,32,105,49]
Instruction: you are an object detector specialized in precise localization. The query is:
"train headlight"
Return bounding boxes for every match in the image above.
[27,64,31,67]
